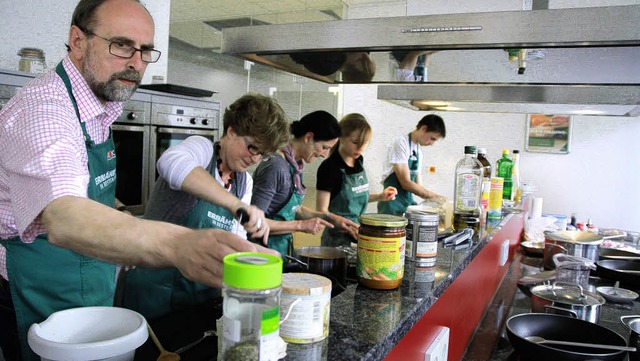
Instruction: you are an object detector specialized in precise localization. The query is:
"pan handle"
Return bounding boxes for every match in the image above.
[284,255,309,270]
[620,315,640,332]
[544,305,578,318]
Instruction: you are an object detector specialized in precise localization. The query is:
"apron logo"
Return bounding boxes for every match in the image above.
[106,150,116,161]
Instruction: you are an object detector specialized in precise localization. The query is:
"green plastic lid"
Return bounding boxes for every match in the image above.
[223,252,283,290]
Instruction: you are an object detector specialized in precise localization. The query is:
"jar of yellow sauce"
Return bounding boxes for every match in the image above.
[356,214,408,290]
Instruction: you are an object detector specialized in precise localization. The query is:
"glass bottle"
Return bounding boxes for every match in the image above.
[453,146,483,239]
[495,149,514,201]
[222,252,283,361]
[476,147,492,210]
[511,150,521,203]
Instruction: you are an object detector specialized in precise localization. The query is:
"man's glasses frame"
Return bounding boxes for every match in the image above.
[78,26,161,63]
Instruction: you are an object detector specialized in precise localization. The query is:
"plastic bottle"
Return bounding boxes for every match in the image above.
[452,146,483,238]
[221,252,284,361]
[511,150,521,203]
[495,149,514,201]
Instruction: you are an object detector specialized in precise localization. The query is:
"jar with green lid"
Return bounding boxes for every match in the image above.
[356,214,408,290]
[18,48,47,74]
[221,252,284,361]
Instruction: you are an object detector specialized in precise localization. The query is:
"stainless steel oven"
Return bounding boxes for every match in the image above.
[148,94,220,200]
[112,96,151,215]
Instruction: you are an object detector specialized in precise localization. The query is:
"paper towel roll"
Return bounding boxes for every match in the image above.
[530,197,543,219]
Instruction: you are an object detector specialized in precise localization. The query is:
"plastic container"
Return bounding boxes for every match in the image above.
[279,273,331,344]
[487,177,504,220]
[356,214,408,290]
[27,306,147,361]
[496,149,514,200]
[221,252,284,361]
[18,48,47,74]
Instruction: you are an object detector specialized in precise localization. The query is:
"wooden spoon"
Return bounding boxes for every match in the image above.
[147,324,181,361]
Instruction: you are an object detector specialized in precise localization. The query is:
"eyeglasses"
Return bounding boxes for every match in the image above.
[242,137,265,157]
[79,27,161,63]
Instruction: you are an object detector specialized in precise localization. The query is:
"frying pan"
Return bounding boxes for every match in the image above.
[596,260,640,288]
[506,313,627,360]
[599,248,640,262]
[520,241,544,257]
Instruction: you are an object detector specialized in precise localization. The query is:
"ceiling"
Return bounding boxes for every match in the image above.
[169,0,391,51]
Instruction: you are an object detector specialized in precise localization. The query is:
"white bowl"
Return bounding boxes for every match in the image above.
[27,306,148,361]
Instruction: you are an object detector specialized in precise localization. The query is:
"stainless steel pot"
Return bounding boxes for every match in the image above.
[530,282,605,323]
[621,315,640,361]
[543,230,603,269]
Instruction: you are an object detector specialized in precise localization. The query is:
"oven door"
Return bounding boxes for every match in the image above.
[149,126,219,195]
[112,124,150,215]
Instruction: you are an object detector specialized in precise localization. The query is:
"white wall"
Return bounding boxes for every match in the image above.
[0,0,170,84]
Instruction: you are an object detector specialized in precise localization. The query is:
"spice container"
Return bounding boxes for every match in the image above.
[18,48,47,74]
[279,273,331,344]
[356,214,408,290]
[404,207,439,266]
[221,252,284,361]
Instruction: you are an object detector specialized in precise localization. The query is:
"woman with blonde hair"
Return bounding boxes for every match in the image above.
[316,113,397,247]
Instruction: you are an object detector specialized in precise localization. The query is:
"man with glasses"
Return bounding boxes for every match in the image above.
[0,1,278,360]
[121,93,291,320]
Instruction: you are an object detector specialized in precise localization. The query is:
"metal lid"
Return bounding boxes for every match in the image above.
[404,207,439,221]
[359,213,408,227]
[531,282,605,306]
[223,252,282,290]
[544,230,603,245]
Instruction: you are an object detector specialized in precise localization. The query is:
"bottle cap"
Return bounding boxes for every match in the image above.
[477,147,487,155]
[513,149,520,154]
[223,252,282,289]
[464,145,477,154]
[502,149,509,155]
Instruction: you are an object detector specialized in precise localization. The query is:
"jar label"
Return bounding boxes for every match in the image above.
[261,306,280,335]
[356,234,405,281]
[279,293,331,342]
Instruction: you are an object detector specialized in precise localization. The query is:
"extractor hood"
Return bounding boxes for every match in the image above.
[377,83,640,117]
[221,5,640,84]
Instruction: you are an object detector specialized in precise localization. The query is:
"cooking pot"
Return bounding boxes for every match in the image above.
[543,230,603,269]
[621,315,640,361]
[285,246,348,297]
[507,313,627,361]
[530,282,605,323]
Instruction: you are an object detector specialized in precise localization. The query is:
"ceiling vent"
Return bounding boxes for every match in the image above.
[205,17,270,31]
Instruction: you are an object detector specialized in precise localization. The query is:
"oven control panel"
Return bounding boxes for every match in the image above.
[116,99,151,125]
[151,103,219,130]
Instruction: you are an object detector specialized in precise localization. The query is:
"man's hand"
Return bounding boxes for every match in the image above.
[236,205,269,245]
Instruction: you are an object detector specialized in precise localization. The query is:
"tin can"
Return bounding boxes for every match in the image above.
[356,213,408,290]
[279,273,332,344]
[404,207,439,266]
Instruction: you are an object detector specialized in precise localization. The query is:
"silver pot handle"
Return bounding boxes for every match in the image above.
[544,305,578,318]
[620,315,640,332]
[550,281,585,298]
[284,255,309,270]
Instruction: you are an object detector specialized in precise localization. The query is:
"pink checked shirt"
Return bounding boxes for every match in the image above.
[0,57,124,280]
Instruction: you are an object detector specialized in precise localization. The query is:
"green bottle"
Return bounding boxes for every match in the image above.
[495,149,513,200]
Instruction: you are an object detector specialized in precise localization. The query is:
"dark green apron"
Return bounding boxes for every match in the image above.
[123,163,238,320]
[0,63,117,361]
[265,164,305,257]
[321,157,369,247]
[377,134,419,216]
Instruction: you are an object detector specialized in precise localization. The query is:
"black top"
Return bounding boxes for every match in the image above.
[317,149,364,200]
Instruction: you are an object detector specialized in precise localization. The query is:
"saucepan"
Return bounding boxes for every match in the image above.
[621,315,640,361]
[506,313,628,360]
[284,246,348,297]
[543,231,604,269]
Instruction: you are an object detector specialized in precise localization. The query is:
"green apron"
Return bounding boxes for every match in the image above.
[377,134,419,216]
[0,62,117,361]
[123,163,239,320]
[264,164,305,257]
[321,157,369,247]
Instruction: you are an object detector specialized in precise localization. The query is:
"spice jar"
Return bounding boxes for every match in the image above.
[356,214,408,290]
[221,252,284,361]
[18,48,47,74]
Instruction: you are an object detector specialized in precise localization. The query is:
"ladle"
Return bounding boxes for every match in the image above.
[147,324,181,361]
[525,336,636,352]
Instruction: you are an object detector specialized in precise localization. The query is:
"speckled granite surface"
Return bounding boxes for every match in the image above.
[284,215,515,361]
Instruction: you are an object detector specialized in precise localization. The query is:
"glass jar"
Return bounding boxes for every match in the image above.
[18,48,47,74]
[356,214,408,290]
[222,252,283,361]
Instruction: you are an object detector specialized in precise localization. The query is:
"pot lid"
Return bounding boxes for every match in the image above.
[544,230,604,245]
[531,282,605,306]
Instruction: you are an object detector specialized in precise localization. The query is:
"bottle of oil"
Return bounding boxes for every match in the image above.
[511,149,521,204]
[453,146,483,238]
[476,147,492,210]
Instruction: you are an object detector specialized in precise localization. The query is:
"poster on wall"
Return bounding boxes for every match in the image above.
[525,114,572,154]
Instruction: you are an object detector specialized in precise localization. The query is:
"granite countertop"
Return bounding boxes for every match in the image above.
[464,245,640,361]
[135,214,516,361]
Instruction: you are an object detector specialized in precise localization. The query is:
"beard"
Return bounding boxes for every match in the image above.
[82,48,142,102]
